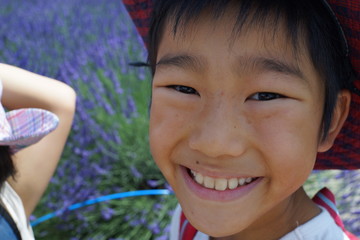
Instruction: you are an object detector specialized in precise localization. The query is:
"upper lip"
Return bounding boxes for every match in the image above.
[184,165,259,179]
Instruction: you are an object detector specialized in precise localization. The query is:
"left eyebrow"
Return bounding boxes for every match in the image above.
[259,58,305,80]
[245,56,307,83]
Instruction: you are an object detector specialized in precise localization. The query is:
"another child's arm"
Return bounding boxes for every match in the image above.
[0,63,76,219]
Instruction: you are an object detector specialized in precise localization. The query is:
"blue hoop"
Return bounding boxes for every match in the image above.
[31,189,173,227]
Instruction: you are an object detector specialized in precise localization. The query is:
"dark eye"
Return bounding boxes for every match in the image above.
[249,92,284,101]
[168,85,199,96]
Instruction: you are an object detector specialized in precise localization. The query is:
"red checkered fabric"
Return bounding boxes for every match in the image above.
[316,0,360,169]
[122,0,360,170]
[123,0,153,47]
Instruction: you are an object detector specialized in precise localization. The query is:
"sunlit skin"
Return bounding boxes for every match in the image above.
[149,10,350,240]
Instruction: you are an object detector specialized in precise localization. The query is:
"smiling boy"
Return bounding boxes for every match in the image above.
[124,0,360,239]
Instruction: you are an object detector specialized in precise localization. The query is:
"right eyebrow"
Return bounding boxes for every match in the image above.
[156,54,206,72]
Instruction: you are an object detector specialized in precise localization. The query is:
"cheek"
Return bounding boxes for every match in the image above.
[251,105,322,185]
[149,89,197,144]
[149,94,191,177]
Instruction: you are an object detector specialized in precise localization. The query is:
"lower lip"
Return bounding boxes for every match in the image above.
[181,166,262,202]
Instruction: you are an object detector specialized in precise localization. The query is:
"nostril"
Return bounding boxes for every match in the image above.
[188,115,247,158]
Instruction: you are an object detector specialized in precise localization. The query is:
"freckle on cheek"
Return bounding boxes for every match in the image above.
[246,118,252,125]
[196,161,199,164]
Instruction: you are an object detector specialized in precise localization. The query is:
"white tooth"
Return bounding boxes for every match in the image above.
[190,170,196,177]
[228,178,238,189]
[215,178,227,191]
[239,178,246,186]
[245,177,253,183]
[203,176,215,189]
[195,172,204,185]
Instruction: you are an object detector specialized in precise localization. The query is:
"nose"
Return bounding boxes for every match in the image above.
[188,101,247,158]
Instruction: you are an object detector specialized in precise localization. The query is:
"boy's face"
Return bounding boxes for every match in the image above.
[150,12,327,238]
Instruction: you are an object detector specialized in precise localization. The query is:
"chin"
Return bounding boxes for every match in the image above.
[186,212,248,239]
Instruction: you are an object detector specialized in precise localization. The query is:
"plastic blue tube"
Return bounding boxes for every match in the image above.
[31,189,173,227]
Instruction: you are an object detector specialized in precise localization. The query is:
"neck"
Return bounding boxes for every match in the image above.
[211,187,321,240]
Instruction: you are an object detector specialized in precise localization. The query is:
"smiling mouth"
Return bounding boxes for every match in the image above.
[187,168,259,191]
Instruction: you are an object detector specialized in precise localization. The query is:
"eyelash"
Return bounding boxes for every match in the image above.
[167,85,199,96]
[248,92,284,101]
[167,85,284,101]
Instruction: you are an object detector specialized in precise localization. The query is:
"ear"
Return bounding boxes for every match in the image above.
[318,90,351,152]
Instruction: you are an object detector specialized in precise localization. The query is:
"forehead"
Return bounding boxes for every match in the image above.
[161,4,311,58]
[157,10,311,76]
[159,2,309,56]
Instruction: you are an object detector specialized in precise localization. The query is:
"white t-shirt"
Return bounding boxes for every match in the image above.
[0,181,35,240]
[170,204,350,240]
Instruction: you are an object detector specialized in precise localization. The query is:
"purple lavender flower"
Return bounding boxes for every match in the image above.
[155,235,169,240]
[123,95,138,118]
[101,207,115,221]
[148,222,161,235]
[130,165,143,179]
[147,179,160,188]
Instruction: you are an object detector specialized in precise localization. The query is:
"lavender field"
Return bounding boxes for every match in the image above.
[0,0,359,239]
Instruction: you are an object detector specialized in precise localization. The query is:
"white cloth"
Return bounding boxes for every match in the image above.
[170,204,350,240]
[0,182,35,240]
[280,206,349,240]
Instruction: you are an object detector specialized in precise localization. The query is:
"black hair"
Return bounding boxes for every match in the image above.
[0,146,16,189]
[147,0,354,139]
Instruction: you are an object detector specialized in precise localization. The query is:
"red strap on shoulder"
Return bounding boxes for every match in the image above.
[312,187,359,240]
[179,211,198,240]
